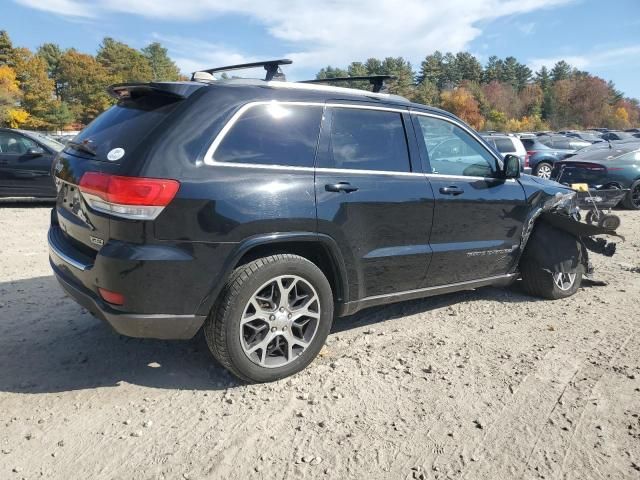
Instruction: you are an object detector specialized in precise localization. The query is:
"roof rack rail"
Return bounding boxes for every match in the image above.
[191,59,292,82]
[298,75,397,93]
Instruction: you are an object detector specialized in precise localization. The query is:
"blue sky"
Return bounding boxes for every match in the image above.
[3,0,640,98]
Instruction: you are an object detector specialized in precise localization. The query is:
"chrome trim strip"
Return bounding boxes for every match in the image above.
[359,273,517,303]
[48,230,90,271]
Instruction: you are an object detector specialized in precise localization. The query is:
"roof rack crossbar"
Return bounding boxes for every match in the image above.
[298,75,397,93]
[191,59,292,82]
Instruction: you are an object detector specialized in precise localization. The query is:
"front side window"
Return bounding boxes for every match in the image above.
[415,115,496,177]
[0,132,37,155]
[327,108,410,172]
[214,103,323,167]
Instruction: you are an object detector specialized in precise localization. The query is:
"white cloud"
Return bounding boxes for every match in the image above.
[518,22,536,35]
[15,0,575,74]
[529,45,640,72]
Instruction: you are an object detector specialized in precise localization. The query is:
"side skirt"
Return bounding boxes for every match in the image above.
[338,273,518,316]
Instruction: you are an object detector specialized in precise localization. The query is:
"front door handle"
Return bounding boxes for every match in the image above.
[325,182,359,193]
[439,185,464,196]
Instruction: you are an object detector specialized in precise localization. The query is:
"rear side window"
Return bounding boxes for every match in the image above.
[70,94,182,161]
[327,108,410,172]
[521,138,534,149]
[214,103,323,167]
[553,139,570,149]
[493,138,515,153]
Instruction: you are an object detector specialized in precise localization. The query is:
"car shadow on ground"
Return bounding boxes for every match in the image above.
[0,275,592,395]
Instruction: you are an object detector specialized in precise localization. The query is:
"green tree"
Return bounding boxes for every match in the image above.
[483,56,503,83]
[96,37,153,83]
[0,31,13,66]
[440,52,461,89]
[37,43,64,98]
[455,52,483,84]
[59,49,112,124]
[411,80,439,106]
[43,101,74,130]
[551,60,572,82]
[418,51,444,86]
[141,42,181,81]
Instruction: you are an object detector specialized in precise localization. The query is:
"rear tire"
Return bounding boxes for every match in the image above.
[621,179,640,210]
[204,254,334,383]
[534,162,553,179]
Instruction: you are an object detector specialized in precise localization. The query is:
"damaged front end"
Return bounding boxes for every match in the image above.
[516,180,620,279]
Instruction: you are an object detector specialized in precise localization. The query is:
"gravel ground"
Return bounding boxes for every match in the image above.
[0,204,639,480]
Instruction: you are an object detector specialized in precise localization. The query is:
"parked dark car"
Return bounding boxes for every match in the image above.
[552,143,640,209]
[601,131,634,141]
[538,135,590,151]
[564,131,603,143]
[47,62,615,382]
[519,137,575,178]
[0,128,64,198]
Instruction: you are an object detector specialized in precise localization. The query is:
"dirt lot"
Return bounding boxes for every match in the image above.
[0,204,639,480]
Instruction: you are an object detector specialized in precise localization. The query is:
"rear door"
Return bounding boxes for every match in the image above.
[0,131,54,197]
[315,104,434,300]
[411,112,528,286]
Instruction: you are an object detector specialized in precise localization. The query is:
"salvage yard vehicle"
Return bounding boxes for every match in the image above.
[552,142,640,210]
[0,128,64,199]
[519,136,575,179]
[48,60,618,383]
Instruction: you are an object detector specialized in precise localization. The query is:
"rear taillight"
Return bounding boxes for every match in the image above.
[79,172,180,220]
[524,154,530,168]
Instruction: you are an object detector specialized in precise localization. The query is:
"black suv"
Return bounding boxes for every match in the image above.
[48,61,606,383]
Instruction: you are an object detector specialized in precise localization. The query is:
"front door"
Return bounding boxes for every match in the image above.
[0,131,54,197]
[411,113,528,287]
[315,104,435,301]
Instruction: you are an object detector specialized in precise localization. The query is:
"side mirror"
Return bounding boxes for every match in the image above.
[502,154,521,179]
[26,146,45,157]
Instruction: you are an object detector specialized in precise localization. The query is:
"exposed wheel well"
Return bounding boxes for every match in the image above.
[233,241,345,304]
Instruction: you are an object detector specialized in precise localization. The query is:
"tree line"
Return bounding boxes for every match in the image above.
[0,28,638,132]
[316,53,639,131]
[0,31,182,130]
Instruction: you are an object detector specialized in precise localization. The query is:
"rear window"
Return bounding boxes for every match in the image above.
[68,95,182,161]
[214,103,323,168]
[493,138,515,153]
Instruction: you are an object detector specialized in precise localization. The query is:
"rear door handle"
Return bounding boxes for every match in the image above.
[325,182,359,193]
[439,185,464,196]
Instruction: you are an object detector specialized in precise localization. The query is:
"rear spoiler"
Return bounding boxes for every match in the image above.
[107,82,204,100]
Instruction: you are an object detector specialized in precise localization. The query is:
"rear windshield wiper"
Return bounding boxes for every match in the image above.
[67,140,97,157]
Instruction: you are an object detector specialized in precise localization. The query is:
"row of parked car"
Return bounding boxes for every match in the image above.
[479,129,640,209]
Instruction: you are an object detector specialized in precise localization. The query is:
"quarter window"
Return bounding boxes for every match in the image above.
[214,103,323,167]
[493,138,515,153]
[327,108,410,172]
[415,116,496,177]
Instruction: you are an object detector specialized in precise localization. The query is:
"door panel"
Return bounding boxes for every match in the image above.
[0,131,55,197]
[411,113,527,286]
[315,106,434,300]
[425,176,527,285]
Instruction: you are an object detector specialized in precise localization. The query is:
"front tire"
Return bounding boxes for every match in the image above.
[204,254,334,383]
[519,223,584,300]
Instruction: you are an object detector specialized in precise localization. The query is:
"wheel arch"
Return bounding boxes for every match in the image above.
[196,232,350,317]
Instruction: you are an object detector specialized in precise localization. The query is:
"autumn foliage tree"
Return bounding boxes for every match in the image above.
[440,87,484,130]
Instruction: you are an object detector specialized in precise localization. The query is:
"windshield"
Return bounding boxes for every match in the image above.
[67,94,182,161]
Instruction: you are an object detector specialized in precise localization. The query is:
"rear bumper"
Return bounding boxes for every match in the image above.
[48,226,206,339]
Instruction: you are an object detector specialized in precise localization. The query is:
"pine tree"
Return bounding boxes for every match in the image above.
[551,60,572,82]
[97,37,153,83]
[141,42,181,81]
[0,31,13,66]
